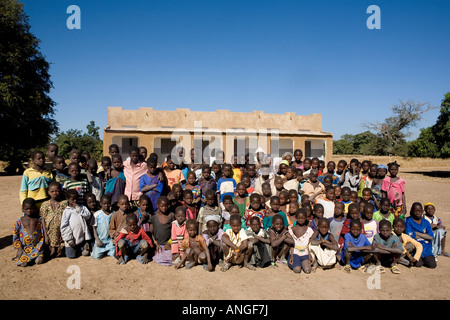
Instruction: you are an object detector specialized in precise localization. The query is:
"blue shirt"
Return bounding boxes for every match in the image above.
[216,177,237,203]
[341,233,371,268]
[404,217,434,258]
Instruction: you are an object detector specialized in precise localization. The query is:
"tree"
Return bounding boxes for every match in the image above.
[363,99,436,155]
[0,0,58,173]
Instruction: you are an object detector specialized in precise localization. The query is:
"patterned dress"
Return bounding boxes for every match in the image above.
[13,217,45,266]
[40,200,68,247]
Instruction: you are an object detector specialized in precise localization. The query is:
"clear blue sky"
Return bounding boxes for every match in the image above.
[21,0,450,141]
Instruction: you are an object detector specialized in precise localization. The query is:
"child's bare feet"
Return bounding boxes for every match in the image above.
[220,261,231,272]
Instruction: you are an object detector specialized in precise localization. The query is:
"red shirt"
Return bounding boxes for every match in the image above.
[115,227,154,256]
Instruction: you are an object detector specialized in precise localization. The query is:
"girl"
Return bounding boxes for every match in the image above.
[135,195,151,234]
[197,189,222,233]
[286,210,314,274]
[91,194,116,259]
[105,154,126,208]
[139,158,164,215]
[19,150,53,208]
[423,202,449,258]
[171,206,188,265]
[150,196,175,266]
[198,165,216,203]
[381,161,406,219]
[371,164,387,210]
[263,196,289,231]
[40,181,68,258]
[242,193,266,228]
[283,166,299,192]
[183,171,201,206]
[292,149,304,169]
[233,183,250,217]
[221,215,252,272]
[13,198,46,267]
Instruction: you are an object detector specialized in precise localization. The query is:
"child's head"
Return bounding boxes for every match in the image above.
[349,191,358,203]
[111,154,123,170]
[288,201,299,215]
[31,150,45,168]
[279,190,288,205]
[139,146,148,161]
[125,213,140,233]
[378,219,392,240]
[46,143,58,161]
[183,189,194,206]
[274,176,284,190]
[235,182,247,197]
[157,196,169,213]
[318,160,325,172]
[424,202,436,217]
[100,194,112,213]
[166,155,176,170]
[270,196,280,213]
[222,195,233,212]
[285,166,296,180]
[361,160,371,173]
[387,161,400,177]
[334,202,344,218]
[349,219,362,238]
[348,203,360,220]
[337,160,347,173]
[201,165,211,180]
[303,158,311,171]
[249,193,262,210]
[296,169,304,182]
[22,198,38,217]
[341,187,351,202]
[295,208,308,226]
[326,161,336,173]
[325,186,335,201]
[358,200,366,214]
[85,193,97,211]
[410,202,424,220]
[379,198,390,213]
[288,189,298,204]
[322,175,333,188]
[81,151,90,161]
[393,218,405,236]
[117,195,129,213]
[67,162,80,179]
[301,195,311,208]
[230,214,242,234]
[261,182,272,197]
[87,158,98,174]
[146,158,158,175]
[334,185,342,199]
[309,169,319,182]
[222,163,232,178]
[246,164,256,177]
[52,155,66,172]
[229,204,240,216]
[205,216,220,236]
[368,164,378,178]
[250,216,262,234]
[65,189,79,207]
[362,188,372,202]
[109,144,120,156]
[240,174,250,188]
[293,149,303,162]
[172,184,183,200]
[211,162,221,175]
[363,203,374,221]
[139,195,151,213]
[48,181,61,200]
[205,189,216,206]
[311,157,319,169]
[313,203,324,219]
[377,164,388,178]
[186,171,197,186]
[272,214,285,232]
[278,162,288,176]
[101,156,112,171]
[69,149,81,164]
[128,146,140,164]
[175,206,187,225]
[317,218,330,236]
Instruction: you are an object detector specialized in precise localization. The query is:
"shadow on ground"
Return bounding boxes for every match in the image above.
[404,171,450,178]
[0,235,12,251]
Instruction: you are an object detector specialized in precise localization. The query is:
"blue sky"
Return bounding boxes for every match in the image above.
[21,0,450,141]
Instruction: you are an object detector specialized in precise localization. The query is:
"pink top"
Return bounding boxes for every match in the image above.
[123,160,148,201]
[171,220,188,254]
[381,176,405,207]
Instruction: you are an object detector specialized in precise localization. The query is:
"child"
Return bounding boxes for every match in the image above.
[310,203,324,231]
[263,196,289,231]
[358,164,377,198]
[269,214,291,266]
[134,194,151,235]
[315,186,336,219]
[171,206,189,265]
[278,190,289,214]
[116,213,154,264]
[339,186,353,215]
[183,189,199,221]
[91,194,116,260]
[183,171,201,205]
[381,161,406,219]
[62,163,90,205]
[139,158,164,215]
[274,176,286,197]
[283,166,299,192]
[233,183,250,217]
[60,190,92,259]
[197,189,222,233]
[223,204,246,231]
[246,164,258,189]
[221,214,252,271]
[361,187,376,209]
[52,155,70,186]
[240,173,255,195]
[216,163,237,204]
[202,215,224,269]
[300,169,325,199]
[243,193,266,228]
[164,155,185,190]
[286,201,299,228]
[261,182,273,209]
[231,154,242,184]
[45,143,59,168]
[40,181,68,258]
[328,201,346,244]
[198,165,217,201]
[86,158,103,202]
[246,216,272,269]
[340,159,361,192]
[20,150,53,208]
[341,219,374,273]
[362,203,379,244]
[392,218,423,267]
[13,198,46,267]
[371,164,388,210]
[423,202,449,257]
[339,203,366,249]
[108,194,130,244]
[373,198,395,226]
[405,202,436,268]
[84,193,99,252]
[334,160,347,183]
[220,195,234,227]
[211,162,222,182]
[286,210,314,274]
[310,218,338,270]
[175,219,213,271]
[334,185,342,202]
[292,149,304,169]
[360,160,371,178]
[149,196,175,266]
[372,220,403,274]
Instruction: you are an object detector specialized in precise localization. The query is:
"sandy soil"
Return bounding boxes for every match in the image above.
[1,172,449,300]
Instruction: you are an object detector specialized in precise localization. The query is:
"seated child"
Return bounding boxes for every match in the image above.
[286,210,314,274]
[91,194,116,259]
[423,202,449,257]
[39,181,68,258]
[175,219,213,271]
[60,190,92,259]
[221,214,252,271]
[405,202,436,269]
[263,196,288,231]
[341,219,374,272]
[310,218,338,270]
[246,216,272,269]
[310,203,324,231]
[197,189,222,233]
[134,195,151,235]
[392,218,423,267]
[243,193,266,228]
[202,215,224,269]
[372,220,403,274]
[13,198,46,267]
[362,203,379,244]
[269,214,291,266]
[150,196,175,266]
[171,206,188,265]
[116,213,154,264]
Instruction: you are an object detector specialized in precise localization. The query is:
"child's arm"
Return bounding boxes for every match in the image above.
[347,243,373,253]
[221,233,238,251]
[372,242,403,254]
[253,234,271,244]
[414,231,433,241]
[310,230,322,246]
[60,211,76,248]
[93,226,103,247]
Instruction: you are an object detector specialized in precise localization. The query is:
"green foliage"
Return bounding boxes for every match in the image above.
[0,0,58,169]
[408,127,439,158]
[52,122,103,161]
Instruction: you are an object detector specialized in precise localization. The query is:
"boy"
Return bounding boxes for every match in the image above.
[393,218,423,267]
[328,201,346,244]
[116,213,153,264]
[423,202,449,258]
[373,198,395,225]
[109,195,130,244]
[339,186,353,215]
[183,189,199,221]
[164,155,185,190]
[246,216,272,269]
[216,163,237,204]
[197,189,222,233]
[91,194,116,259]
[86,158,103,202]
[221,214,252,271]
[52,155,70,186]
[339,203,366,248]
[243,193,266,228]
[62,163,90,205]
[372,220,403,274]
[269,214,291,266]
[315,186,336,219]
[362,202,379,244]
[341,219,373,272]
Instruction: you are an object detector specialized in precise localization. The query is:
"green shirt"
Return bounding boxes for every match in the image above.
[373,210,395,226]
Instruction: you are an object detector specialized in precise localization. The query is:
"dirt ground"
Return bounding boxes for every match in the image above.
[1,170,449,300]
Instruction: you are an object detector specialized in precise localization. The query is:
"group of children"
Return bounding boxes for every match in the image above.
[15,144,448,275]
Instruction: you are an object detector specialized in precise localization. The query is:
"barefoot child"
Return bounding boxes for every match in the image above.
[392,218,423,267]
[13,198,46,267]
[150,196,175,266]
[202,215,224,269]
[221,215,252,271]
[171,206,188,266]
[381,161,406,219]
[269,214,291,266]
[286,210,314,274]
[40,181,68,258]
[310,218,338,270]
[341,219,374,273]
[109,195,130,245]
[91,194,116,259]
[372,220,403,274]
[246,216,272,269]
[197,189,222,233]
[423,202,449,258]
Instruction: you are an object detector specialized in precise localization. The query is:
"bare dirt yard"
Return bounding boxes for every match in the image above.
[1,168,449,300]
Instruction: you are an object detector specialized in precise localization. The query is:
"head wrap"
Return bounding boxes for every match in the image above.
[423,202,435,208]
[204,215,221,224]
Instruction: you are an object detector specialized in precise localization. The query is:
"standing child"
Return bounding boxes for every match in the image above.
[150,196,175,266]
[260,182,273,209]
[315,186,336,219]
[381,161,406,219]
[358,164,377,198]
[183,171,202,206]
[371,164,388,210]
[372,220,403,274]
[362,203,379,244]
[423,202,449,258]
[164,155,185,190]
[220,195,234,227]
[263,196,289,231]
[340,159,361,192]
[171,206,189,266]
[91,194,116,260]
[274,176,286,197]
[197,189,222,233]
[341,219,374,273]
[52,155,70,187]
[139,158,164,215]
[40,181,68,258]
[283,166,299,192]
[246,216,272,269]
[108,195,130,245]
[183,189,199,221]
[63,163,90,205]
[86,158,103,202]
[240,173,255,195]
[134,195,151,235]
[13,198,46,267]
[286,210,314,274]
[60,190,92,259]
[198,165,216,202]
[286,201,300,228]
[233,183,250,217]
[20,150,53,208]
[310,218,338,270]
[292,149,304,169]
[216,163,237,204]
[243,193,266,228]
[221,215,252,271]
[339,187,353,215]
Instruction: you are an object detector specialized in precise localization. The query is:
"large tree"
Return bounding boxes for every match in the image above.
[0,0,57,173]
